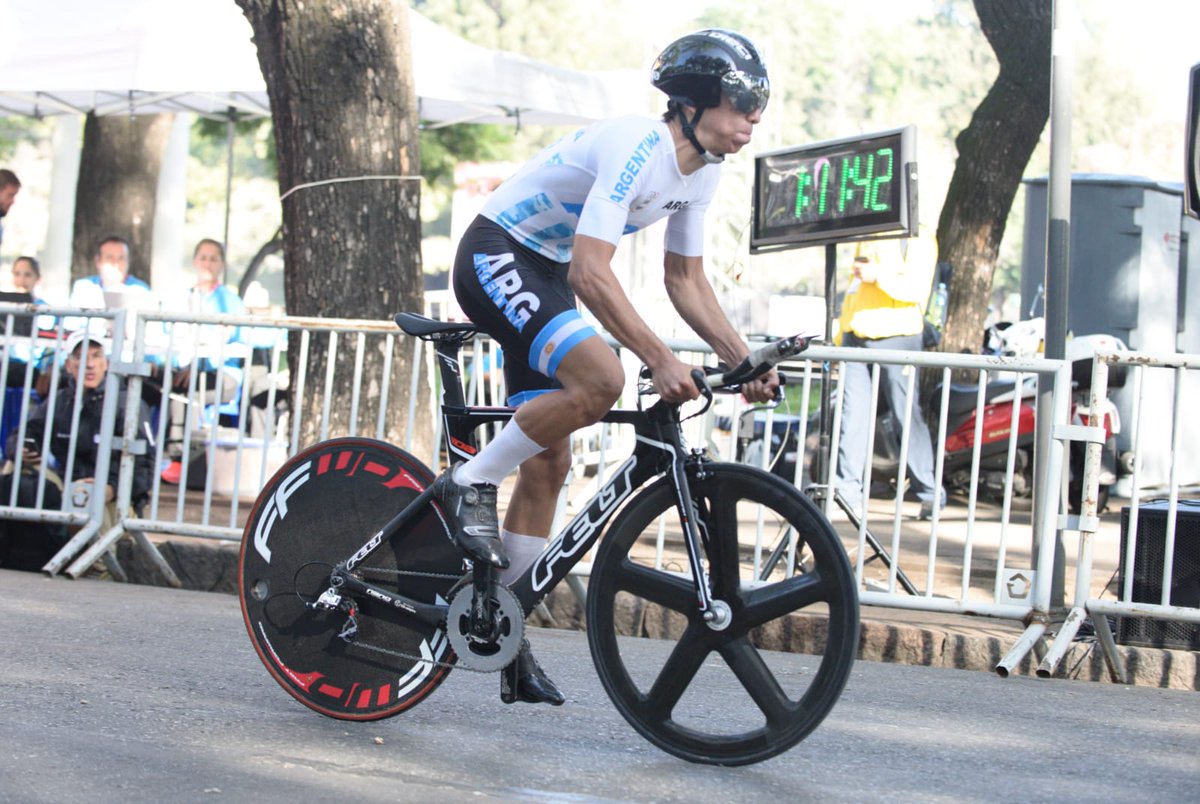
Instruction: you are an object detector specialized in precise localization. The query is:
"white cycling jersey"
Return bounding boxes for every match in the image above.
[480,115,721,264]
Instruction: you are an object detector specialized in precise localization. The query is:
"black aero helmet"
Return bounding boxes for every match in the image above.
[651,29,769,116]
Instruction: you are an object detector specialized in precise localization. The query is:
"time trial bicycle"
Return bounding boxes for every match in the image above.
[238,312,859,766]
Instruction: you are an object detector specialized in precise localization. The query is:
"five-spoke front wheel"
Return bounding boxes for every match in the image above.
[586,464,859,765]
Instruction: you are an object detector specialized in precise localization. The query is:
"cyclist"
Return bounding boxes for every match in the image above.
[437,28,779,706]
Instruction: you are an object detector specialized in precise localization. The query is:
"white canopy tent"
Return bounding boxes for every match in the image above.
[0,0,647,295]
[0,0,645,125]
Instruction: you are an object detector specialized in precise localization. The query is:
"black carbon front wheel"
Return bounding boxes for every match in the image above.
[586,464,859,765]
[239,438,462,721]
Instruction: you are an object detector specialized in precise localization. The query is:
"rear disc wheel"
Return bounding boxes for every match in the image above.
[239,438,463,720]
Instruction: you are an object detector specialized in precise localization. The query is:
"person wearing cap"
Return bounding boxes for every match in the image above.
[0,330,154,572]
[435,29,777,706]
[835,232,946,519]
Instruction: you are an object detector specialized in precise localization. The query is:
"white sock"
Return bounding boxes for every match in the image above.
[499,529,547,585]
[453,419,545,488]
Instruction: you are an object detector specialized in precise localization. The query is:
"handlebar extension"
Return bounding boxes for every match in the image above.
[703,333,816,390]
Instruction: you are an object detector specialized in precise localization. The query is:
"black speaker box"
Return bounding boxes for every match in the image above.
[1116,499,1200,651]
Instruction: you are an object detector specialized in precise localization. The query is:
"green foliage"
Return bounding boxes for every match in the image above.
[413,0,669,69]
[420,124,513,190]
[191,116,276,174]
[0,118,52,162]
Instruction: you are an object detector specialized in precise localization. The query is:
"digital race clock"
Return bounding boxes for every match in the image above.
[750,126,917,252]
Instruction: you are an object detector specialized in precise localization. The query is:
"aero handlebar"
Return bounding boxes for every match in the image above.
[701,333,818,391]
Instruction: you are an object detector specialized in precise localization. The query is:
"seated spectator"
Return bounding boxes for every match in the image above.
[1,256,49,389]
[68,235,153,313]
[0,329,153,572]
[11,256,46,304]
[240,280,289,439]
[159,239,245,484]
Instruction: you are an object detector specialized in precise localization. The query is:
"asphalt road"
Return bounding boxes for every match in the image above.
[1,569,1196,803]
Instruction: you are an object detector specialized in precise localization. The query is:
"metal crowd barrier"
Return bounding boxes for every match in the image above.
[70,309,420,583]
[0,305,131,578]
[13,305,1173,685]
[688,343,1071,675]
[1042,349,1200,683]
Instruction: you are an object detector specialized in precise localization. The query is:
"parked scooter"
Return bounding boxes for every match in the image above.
[881,318,1127,511]
[870,367,1037,502]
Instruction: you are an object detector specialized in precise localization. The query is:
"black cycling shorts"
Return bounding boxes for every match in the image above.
[452,216,598,406]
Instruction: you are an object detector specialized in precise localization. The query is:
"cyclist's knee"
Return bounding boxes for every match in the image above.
[558,351,623,422]
[588,365,624,411]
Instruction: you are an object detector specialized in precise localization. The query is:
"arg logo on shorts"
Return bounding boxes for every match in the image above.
[473,252,541,331]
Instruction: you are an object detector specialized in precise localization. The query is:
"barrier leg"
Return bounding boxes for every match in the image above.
[121,529,183,588]
[995,622,1047,677]
[100,547,128,583]
[42,523,100,577]
[64,523,126,579]
[565,573,587,610]
[1037,606,1086,678]
[1091,612,1128,685]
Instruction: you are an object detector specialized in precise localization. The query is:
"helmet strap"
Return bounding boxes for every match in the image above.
[674,101,724,165]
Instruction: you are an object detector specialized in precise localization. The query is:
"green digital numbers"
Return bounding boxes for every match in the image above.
[869,148,894,211]
[793,148,894,222]
[752,126,915,252]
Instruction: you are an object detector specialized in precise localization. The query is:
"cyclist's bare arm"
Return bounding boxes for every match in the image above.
[568,234,698,403]
[663,251,779,403]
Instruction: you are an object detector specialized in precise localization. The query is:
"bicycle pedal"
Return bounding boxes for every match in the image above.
[499,660,519,704]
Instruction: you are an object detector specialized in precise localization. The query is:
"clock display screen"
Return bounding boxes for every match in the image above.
[751,126,915,251]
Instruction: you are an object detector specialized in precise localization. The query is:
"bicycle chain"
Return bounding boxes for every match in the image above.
[358,567,463,581]
[346,633,478,672]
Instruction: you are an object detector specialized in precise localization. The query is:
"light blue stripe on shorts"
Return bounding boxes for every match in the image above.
[506,388,555,407]
[529,310,597,378]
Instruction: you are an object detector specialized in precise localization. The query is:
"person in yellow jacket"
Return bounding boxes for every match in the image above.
[835,233,945,518]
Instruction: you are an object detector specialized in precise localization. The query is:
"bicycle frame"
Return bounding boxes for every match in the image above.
[325,325,718,629]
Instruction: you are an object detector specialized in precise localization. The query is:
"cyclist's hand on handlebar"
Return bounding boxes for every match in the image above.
[650,355,702,403]
[741,368,781,404]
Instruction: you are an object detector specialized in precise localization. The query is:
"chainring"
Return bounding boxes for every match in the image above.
[445,581,525,672]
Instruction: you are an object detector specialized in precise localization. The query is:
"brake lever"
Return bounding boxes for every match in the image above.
[681,368,715,421]
[690,368,714,405]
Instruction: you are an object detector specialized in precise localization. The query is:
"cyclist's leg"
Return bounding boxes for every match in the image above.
[448,219,620,529]
[450,221,621,704]
[503,436,572,538]
[509,336,622,445]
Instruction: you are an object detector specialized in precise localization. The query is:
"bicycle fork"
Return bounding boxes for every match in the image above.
[667,450,732,631]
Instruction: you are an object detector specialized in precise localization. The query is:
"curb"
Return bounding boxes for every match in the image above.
[114,539,1200,692]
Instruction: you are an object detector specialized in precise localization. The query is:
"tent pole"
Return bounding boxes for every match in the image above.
[223,107,235,284]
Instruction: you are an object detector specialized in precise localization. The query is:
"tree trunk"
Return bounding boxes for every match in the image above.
[935,0,1051,359]
[71,112,173,283]
[237,0,429,455]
